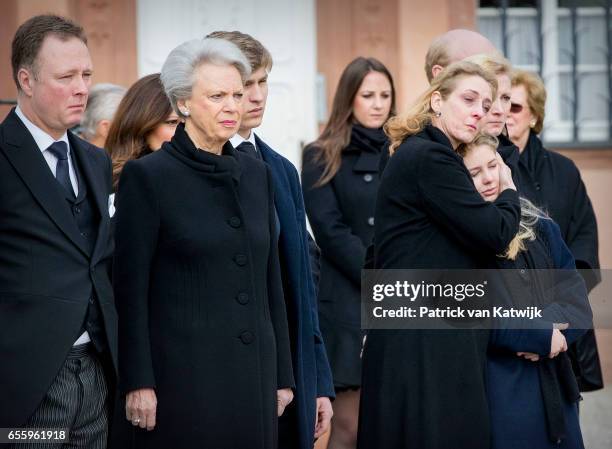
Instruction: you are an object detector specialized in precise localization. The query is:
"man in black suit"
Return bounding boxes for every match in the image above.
[0,15,117,448]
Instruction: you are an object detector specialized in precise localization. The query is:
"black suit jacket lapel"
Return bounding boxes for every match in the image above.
[68,132,110,264]
[1,111,89,256]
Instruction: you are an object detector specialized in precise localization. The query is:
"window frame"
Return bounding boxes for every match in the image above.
[477,0,612,148]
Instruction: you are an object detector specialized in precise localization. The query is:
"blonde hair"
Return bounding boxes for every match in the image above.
[463,53,512,78]
[511,69,547,134]
[503,197,549,260]
[386,61,497,155]
[456,132,499,158]
[457,132,548,260]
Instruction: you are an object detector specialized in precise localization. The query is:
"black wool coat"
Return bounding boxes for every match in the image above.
[110,124,294,449]
[517,131,600,289]
[517,131,602,392]
[301,128,383,388]
[357,125,521,449]
[255,135,335,449]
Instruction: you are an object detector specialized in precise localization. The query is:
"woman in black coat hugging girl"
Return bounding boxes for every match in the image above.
[358,60,520,449]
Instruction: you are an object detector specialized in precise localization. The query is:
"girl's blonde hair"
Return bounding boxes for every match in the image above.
[385,60,498,155]
[458,133,548,260]
[503,197,549,260]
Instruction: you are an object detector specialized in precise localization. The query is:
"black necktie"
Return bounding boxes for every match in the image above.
[47,141,74,198]
[236,141,260,160]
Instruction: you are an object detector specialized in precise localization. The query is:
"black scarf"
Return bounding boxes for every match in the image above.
[519,130,546,177]
[496,133,521,188]
[164,123,241,183]
[350,124,387,153]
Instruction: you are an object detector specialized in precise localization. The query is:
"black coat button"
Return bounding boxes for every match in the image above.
[240,331,255,344]
[367,217,375,226]
[534,182,541,191]
[234,254,247,266]
[236,292,249,305]
[229,216,242,228]
[363,173,373,183]
[73,206,81,214]
[89,297,94,304]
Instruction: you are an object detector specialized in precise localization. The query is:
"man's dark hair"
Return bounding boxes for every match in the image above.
[11,14,87,91]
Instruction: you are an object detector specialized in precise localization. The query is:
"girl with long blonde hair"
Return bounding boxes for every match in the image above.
[459,133,590,449]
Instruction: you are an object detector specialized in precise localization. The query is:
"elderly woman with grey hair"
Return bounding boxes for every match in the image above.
[111,38,294,449]
[79,83,126,148]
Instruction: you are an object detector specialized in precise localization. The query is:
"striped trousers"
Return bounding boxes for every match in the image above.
[10,344,109,449]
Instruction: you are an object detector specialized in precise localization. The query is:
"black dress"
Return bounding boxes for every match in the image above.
[357,125,521,449]
[111,123,294,449]
[301,125,386,389]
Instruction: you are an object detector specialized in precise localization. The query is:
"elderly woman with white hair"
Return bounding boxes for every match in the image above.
[111,38,294,449]
[79,82,126,148]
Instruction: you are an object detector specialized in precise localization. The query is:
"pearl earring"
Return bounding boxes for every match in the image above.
[182,110,190,117]
[435,111,442,118]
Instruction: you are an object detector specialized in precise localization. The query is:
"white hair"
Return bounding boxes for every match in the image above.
[81,83,126,138]
[160,38,250,118]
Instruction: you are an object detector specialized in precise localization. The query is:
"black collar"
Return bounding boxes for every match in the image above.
[165,122,241,184]
[418,124,455,149]
[519,130,547,174]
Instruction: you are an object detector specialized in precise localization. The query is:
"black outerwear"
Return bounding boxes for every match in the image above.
[301,125,385,388]
[255,135,335,449]
[517,132,599,287]
[517,131,603,391]
[357,125,521,449]
[0,109,117,427]
[111,124,294,449]
[497,133,521,187]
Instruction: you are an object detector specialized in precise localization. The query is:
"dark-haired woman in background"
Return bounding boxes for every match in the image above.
[301,57,395,449]
[105,73,179,190]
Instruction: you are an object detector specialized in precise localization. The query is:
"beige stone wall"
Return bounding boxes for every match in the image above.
[559,149,612,384]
